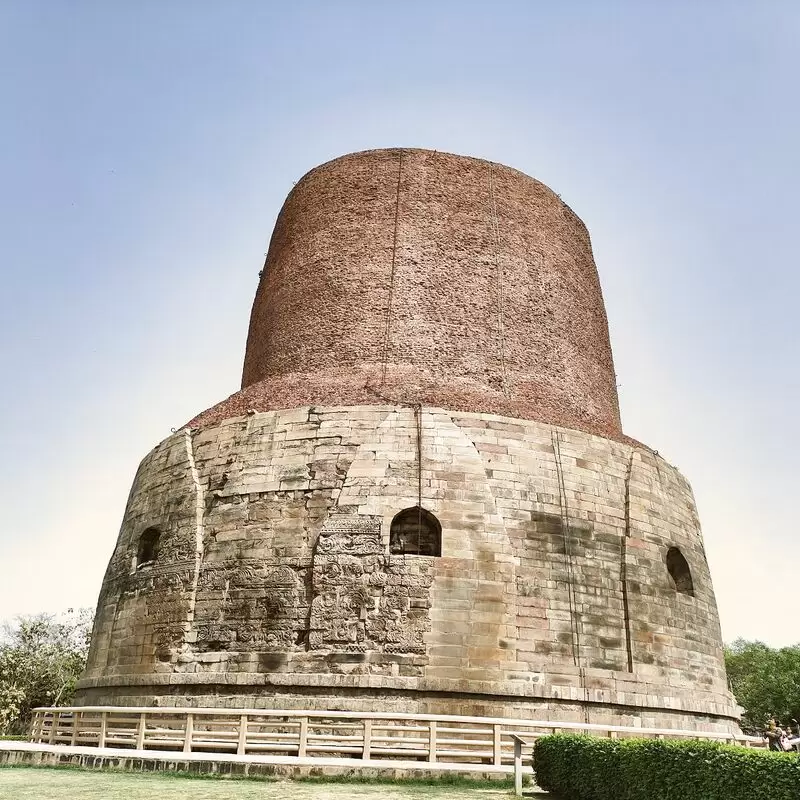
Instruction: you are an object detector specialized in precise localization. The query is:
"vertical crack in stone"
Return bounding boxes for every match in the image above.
[183,427,206,633]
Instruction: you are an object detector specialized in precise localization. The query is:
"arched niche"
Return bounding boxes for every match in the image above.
[136,527,161,568]
[389,507,442,557]
[666,546,694,596]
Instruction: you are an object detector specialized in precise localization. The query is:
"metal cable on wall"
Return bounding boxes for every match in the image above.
[414,403,423,555]
[551,430,582,667]
[621,449,635,672]
[552,430,591,722]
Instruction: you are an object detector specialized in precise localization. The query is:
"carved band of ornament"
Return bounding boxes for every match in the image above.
[126,558,197,578]
[201,556,311,569]
[313,556,385,583]
[145,603,190,622]
[196,564,301,590]
[195,624,236,643]
[320,515,382,535]
[386,641,427,655]
[194,623,296,648]
[153,572,195,591]
[316,536,383,556]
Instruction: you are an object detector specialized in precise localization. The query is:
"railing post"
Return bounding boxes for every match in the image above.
[513,736,524,797]
[29,712,40,743]
[237,714,248,755]
[493,724,502,766]
[428,720,437,763]
[135,713,146,750]
[183,714,194,754]
[99,712,107,748]
[298,716,308,757]
[70,712,80,746]
[362,718,372,761]
[48,711,59,744]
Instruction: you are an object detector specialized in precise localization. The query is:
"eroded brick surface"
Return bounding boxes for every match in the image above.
[191,149,622,442]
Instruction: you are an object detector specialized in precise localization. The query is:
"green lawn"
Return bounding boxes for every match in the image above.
[0,768,542,799]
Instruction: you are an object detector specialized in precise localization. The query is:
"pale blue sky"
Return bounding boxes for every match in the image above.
[1,1,797,645]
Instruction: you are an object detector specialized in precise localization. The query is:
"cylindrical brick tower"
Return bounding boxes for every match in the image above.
[78,149,738,731]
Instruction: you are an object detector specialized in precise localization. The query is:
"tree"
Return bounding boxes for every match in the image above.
[0,608,93,736]
[725,638,800,731]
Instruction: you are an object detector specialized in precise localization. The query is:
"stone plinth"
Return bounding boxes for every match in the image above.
[78,406,737,732]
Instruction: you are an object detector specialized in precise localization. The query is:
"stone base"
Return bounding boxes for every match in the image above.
[80,405,739,735]
[75,679,739,735]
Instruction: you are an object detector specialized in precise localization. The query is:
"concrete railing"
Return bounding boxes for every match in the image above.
[28,706,764,794]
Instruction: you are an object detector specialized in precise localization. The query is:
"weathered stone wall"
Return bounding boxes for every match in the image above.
[193,149,623,442]
[79,406,737,731]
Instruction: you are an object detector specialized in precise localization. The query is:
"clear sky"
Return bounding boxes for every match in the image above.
[1,1,797,646]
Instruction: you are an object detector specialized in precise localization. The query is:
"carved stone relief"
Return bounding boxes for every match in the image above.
[193,561,302,651]
[310,514,433,654]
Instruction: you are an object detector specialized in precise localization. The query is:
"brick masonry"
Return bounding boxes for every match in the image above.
[78,406,738,732]
[192,149,624,443]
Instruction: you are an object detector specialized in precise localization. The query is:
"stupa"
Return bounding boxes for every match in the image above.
[77,149,738,731]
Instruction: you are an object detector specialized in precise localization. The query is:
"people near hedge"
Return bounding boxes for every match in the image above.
[764,719,800,752]
[765,719,786,751]
[784,719,800,752]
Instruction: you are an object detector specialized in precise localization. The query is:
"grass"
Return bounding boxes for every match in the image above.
[0,762,512,787]
[0,766,530,799]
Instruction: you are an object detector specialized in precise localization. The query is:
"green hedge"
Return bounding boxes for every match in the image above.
[533,734,800,800]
